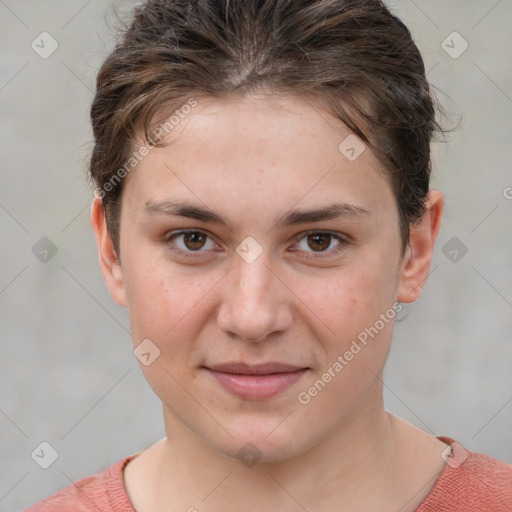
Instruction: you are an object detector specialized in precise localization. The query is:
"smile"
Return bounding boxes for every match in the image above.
[204,363,308,400]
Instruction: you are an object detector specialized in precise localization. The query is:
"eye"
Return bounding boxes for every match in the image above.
[291,231,348,259]
[164,229,349,260]
[165,229,218,257]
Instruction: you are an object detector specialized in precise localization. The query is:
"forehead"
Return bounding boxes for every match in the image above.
[123,93,395,222]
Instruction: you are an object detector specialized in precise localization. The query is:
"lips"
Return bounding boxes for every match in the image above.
[207,362,306,375]
[204,362,308,400]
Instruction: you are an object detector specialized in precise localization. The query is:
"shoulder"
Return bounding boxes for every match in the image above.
[417,437,512,512]
[23,456,137,512]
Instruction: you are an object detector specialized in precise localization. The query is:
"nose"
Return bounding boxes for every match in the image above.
[216,249,293,343]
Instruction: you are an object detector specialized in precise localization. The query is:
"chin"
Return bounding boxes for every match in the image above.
[208,417,312,466]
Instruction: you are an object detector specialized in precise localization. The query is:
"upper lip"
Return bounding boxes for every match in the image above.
[206,362,307,375]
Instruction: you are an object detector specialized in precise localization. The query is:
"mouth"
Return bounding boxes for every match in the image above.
[203,362,309,400]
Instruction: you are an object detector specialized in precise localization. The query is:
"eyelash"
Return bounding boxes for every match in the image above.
[164,229,349,260]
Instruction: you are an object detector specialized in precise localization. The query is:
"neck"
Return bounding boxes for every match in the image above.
[150,389,404,511]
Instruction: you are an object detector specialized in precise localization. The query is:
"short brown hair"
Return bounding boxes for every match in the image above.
[89,0,447,258]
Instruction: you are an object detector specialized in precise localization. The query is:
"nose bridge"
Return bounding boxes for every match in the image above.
[217,242,289,342]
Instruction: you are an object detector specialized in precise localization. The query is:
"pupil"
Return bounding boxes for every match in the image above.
[309,234,330,251]
[185,232,205,250]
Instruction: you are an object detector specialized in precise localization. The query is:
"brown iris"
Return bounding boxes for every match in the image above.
[183,232,207,250]
[306,233,331,252]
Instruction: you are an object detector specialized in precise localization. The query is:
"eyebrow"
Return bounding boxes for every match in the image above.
[143,199,370,229]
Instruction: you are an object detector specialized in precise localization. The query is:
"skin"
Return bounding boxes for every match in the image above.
[91,92,446,511]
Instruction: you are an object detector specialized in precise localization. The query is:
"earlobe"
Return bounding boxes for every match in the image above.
[90,197,127,308]
[397,190,444,303]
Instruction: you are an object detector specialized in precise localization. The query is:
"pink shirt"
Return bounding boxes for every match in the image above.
[24,437,512,511]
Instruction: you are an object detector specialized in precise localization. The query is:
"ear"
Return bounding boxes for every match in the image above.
[90,196,127,307]
[397,189,444,303]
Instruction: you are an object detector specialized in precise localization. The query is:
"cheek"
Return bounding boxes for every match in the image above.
[294,267,396,417]
[290,250,399,397]
[124,265,167,342]
[299,263,396,338]
[122,257,211,397]
[122,250,219,351]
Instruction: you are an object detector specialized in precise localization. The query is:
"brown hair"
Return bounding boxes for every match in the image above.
[90,0,447,258]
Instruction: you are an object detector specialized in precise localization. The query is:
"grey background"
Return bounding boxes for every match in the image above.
[1,0,511,510]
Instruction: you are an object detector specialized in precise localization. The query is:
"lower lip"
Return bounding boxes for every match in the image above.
[206,368,308,400]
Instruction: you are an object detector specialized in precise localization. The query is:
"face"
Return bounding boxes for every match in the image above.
[92,93,441,463]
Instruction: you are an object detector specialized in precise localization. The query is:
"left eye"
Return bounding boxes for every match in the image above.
[166,230,217,254]
[165,230,347,259]
[291,231,347,259]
